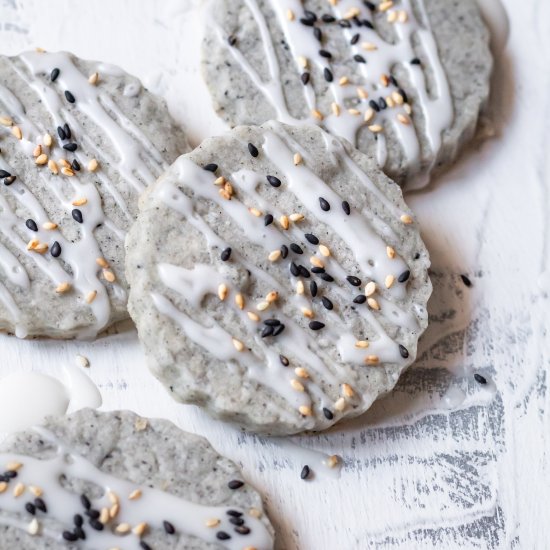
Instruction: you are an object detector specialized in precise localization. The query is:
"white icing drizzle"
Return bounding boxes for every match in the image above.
[0,428,273,549]
[0,51,170,337]
[149,123,425,423]
[215,0,453,187]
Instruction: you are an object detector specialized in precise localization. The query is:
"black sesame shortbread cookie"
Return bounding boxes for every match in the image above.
[0,50,188,339]
[202,0,492,189]
[126,121,431,435]
[0,409,274,549]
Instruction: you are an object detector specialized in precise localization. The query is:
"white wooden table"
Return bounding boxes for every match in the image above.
[1,0,548,548]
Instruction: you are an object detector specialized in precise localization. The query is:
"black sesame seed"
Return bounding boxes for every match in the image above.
[261,325,275,338]
[221,247,232,262]
[228,35,237,46]
[50,68,60,82]
[4,175,16,185]
[398,88,408,103]
[280,244,289,259]
[64,90,76,103]
[272,324,285,336]
[264,319,281,327]
[247,143,259,157]
[62,531,78,542]
[410,57,421,65]
[71,159,81,171]
[353,16,362,27]
[319,197,330,211]
[229,517,245,526]
[228,480,244,490]
[80,495,91,510]
[350,33,360,45]
[309,321,325,331]
[73,514,83,527]
[379,97,387,110]
[34,498,47,513]
[310,281,318,297]
[227,510,243,518]
[25,219,38,232]
[57,126,66,140]
[398,270,410,283]
[3,470,17,479]
[369,99,381,112]
[311,267,325,274]
[279,354,290,367]
[303,10,317,22]
[235,525,251,535]
[203,163,218,172]
[163,520,176,535]
[264,214,274,226]
[299,17,315,27]
[346,276,361,287]
[0,170,11,178]
[63,123,71,139]
[324,67,333,82]
[474,373,487,385]
[339,19,352,28]
[290,243,303,254]
[300,465,311,479]
[314,27,323,42]
[363,19,374,29]
[353,54,366,63]
[364,1,376,10]
[399,344,409,359]
[461,274,472,287]
[301,72,311,85]
[321,297,334,310]
[72,209,83,224]
[217,531,231,540]
[140,542,153,550]
[323,407,334,420]
[290,262,300,277]
[322,14,336,23]
[414,252,421,260]
[267,175,281,188]
[89,519,104,531]
[63,143,78,152]
[75,527,86,540]
[389,75,399,88]
[342,201,351,215]
[298,265,310,278]
[319,49,332,59]
[353,295,367,304]
[25,502,36,515]
[305,233,319,245]
[85,509,99,519]
[320,273,334,282]
[51,241,62,258]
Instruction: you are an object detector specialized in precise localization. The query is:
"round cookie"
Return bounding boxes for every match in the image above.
[126,121,431,435]
[202,0,492,189]
[0,408,274,549]
[0,50,188,339]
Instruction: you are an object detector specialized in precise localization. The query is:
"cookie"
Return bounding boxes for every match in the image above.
[202,0,492,188]
[126,121,431,435]
[0,408,274,549]
[0,50,188,339]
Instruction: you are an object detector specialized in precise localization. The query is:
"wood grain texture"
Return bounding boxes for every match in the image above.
[0,0,548,548]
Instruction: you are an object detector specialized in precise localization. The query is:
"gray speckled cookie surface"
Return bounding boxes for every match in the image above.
[0,409,274,549]
[0,50,188,339]
[126,121,431,435]
[202,0,492,188]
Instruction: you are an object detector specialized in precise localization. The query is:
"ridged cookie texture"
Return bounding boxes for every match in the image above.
[126,121,432,435]
[0,409,274,549]
[0,50,188,339]
[202,0,492,188]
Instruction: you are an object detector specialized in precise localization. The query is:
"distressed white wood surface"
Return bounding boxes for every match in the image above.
[0,0,549,548]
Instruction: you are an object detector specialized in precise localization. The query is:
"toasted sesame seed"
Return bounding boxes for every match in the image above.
[387,10,398,23]
[387,246,396,259]
[299,406,312,417]
[365,355,380,365]
[404,103,412,114]
[266,291,278,303]
[61,167,74,177]
[311,109,324,121]
[296,280,305,295]
[47,159,59,174]
[339,76,350,86]
[232,338,245,352]
[289,213,304,222]
[290,379,305,392]
[357,87,368,100]
[235,293,245,310]
[398,9,409,22]
[132,522,148,536]
[397,113,411,125]
[72,197,88,206]
[279,215,289,229]
[368,124,383,133]
[0,482,7,493]
[85,290,98,304]
[42,221,57,230]
[334,397,346,411]
[13,482,25,497]
[294,367,309,379]
[400,213,413,224]
[310,256,324,269]
[88,72,99,85]
[379,0,393,11]
[12,126,22,140]
[301,307,314,319]
[103,269,116,283]
[385,275,395,288]
[56,282,71,294]
[287,8,295,20]
[367,297,380,310]
[0,116,13,126]
[318,244,330,257]
[365,281,377,296]
[247,311,260,322]
[342,383,354,398]
[206,518,221,528]
[88,158,99,172]
[28,486,43,497]
[293,153,303,165]
[34,243,49,254]
[355,340,369,349]
[33,144,42,157]
[6,461,21,471]
[348,108,361,116]
[268,250,282,262]
[218,284,228,301]
[362,41,377,51]
[115,523,131,534]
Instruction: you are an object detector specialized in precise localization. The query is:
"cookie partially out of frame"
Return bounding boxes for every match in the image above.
[0,50,188,339]
[126,121,431,435]
[0,408,274,549]
[202,0,492,189]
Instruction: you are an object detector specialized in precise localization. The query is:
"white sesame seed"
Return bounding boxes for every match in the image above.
[206,518,221,528]
[385,275,395,288]
[365,281,377,297]
[268,250,282,262]
[290,379,305,392]
[232,338,245,352]
[128,489,142,501]
[367,297,380,310]
[218,284,228,301]
[334,397,346,411]
[293,153,303,166]
[355,340,369,349]
[299,405,312,416]
[28,518,40,536]
[76,355,90,368]
[256,301,270,311]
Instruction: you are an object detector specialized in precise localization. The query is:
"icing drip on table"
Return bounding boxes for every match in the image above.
[0,51,169,338]
[216,0,453,187]
[150,123,426,425]
[0,428,273,549]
